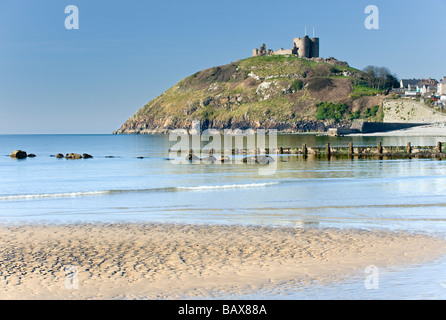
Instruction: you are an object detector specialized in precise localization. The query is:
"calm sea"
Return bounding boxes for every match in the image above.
[1,134,446,299]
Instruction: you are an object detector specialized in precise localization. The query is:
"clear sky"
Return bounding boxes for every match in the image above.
[1,0,445,134]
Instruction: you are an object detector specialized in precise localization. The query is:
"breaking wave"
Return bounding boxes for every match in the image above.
[0,182,280,201]
[176,182,279,190]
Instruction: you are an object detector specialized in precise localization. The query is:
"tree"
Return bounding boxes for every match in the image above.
[362,65,399,90]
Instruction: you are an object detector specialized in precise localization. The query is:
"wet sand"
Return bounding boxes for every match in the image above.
[0,223,444,299]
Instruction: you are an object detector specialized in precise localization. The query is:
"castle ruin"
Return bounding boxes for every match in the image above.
[252,35,319,58]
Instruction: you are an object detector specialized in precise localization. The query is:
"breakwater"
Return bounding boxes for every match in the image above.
[176,141,446,159]
[275,141,445,159]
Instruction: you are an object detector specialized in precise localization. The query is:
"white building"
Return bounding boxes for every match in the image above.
[405,90,417,97]
[438,78,446,95]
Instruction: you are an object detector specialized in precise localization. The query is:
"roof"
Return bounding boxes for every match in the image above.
[400,79,421,87]
[416,83,437,89]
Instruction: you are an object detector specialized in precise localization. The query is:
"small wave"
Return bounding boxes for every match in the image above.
[176,182,279,191]
[0,182,280,201]
[0,190,110,200]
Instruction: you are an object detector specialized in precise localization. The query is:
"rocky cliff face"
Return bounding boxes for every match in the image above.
[114,55,384,134]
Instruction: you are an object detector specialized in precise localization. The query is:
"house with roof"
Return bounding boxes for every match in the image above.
[400,78,421,90]
[417,83,437,96]
[411,78,438,97]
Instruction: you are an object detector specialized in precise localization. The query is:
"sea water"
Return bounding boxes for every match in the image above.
[1,134,446,299]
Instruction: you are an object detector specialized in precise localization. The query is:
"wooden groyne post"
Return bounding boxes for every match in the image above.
[377,142,382,154]
[437,141,442,153]
[407,142,412,154]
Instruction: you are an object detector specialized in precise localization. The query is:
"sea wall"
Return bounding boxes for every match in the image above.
[383,99,446,123]
[350,121,426,134]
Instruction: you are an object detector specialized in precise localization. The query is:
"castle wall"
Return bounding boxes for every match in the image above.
[293,38,301,56]
[272,48,293,55]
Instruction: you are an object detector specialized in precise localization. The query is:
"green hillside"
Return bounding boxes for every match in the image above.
[114,55,387,134]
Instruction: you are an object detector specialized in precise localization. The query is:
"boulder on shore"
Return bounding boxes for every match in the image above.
[10,150,27,159]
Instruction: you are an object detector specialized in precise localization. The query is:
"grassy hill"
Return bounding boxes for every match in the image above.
[113,55,386,134]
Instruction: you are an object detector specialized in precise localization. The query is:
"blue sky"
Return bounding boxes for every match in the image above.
[0,0,445,134]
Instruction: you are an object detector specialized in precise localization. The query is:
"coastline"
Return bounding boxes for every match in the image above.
[114,124,446,138]
[0,222,444,299]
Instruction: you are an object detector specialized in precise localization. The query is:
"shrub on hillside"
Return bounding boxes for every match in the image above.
[315,102,348,122]
[291,79,303,92]
[362,105,380,118]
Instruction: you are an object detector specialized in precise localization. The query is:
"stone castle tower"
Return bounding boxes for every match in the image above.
[252,35,319,58]
[293,35,319,58]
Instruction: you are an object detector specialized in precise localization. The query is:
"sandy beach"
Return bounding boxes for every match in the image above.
[0,222,444,299]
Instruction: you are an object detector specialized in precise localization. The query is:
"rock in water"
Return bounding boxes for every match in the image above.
[242,156,256,164]
[256,155,275,164]
[27,154,36,158]
[82,153,93,159]
[55,153,64,158]
[217,156,231,163]
[201,156,217,164]
[65,153,82,159]
[186,153,200,161]
[10,150,27,159]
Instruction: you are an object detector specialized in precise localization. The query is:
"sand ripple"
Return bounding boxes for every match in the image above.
[0,223,444,299]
